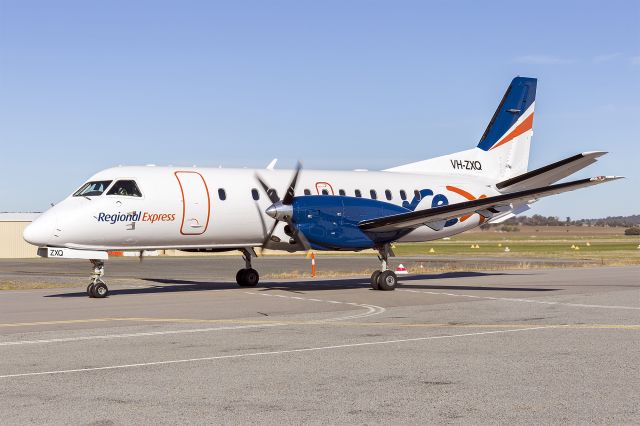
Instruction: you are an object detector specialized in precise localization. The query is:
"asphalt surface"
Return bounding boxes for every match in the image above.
[0,258,638,425]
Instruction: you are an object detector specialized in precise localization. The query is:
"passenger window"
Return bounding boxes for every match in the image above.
[321,189,329,195]
[106,180,142,197]
[218,188,226,200]
[73,180,112,197]
[304,189,311,195]
[355,189,362,198]
[251,188,260,200]
[414,190,422,200]
[400,190,407,200]
[385,189,392,200]
[338,189,346,196]
[370,190,377,200]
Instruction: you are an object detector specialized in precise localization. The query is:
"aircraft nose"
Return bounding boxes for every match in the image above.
[23,213,56,247]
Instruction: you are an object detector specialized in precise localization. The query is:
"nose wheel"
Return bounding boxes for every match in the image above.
[87,259,109,298]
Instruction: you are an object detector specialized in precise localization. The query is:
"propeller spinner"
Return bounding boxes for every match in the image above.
[255,162,310,251]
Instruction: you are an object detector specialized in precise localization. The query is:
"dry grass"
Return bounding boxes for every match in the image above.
[261,260,611,280]
[0,280,81,290]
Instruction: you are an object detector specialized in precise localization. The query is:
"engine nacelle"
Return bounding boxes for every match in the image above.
[291,196,412,250]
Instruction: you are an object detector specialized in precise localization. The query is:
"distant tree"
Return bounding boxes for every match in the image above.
[624,227,640,236]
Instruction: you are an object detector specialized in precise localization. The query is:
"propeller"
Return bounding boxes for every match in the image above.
[255,162,310,253]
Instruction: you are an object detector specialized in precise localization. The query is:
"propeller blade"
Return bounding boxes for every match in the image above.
[260,219,280,253]
[255,173,280,204]
[282,161,302,205]
[285,218,311,251]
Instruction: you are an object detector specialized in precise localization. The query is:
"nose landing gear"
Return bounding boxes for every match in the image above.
[236,248,260,287]
[87,259,109,298]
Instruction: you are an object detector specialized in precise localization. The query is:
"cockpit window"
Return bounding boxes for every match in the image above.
[107,180,142,197]
[73,180,113,197]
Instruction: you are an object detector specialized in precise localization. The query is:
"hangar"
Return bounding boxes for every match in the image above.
[0,213,39,258]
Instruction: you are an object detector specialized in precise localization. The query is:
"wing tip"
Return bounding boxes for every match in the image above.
[582,151,608,158]
[590,175,624,182]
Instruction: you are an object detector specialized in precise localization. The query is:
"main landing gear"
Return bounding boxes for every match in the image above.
[236,248,260,287]
[370,244,398,291]
[87,259,109,298]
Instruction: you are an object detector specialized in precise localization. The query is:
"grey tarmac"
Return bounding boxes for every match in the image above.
[0,258,638,425]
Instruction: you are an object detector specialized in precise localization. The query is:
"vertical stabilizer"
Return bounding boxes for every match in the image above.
[385,77,537,182]
[476,76,537,178]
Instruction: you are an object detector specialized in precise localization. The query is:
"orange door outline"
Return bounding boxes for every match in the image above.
[174,171,211,235]
[315,182,335,195]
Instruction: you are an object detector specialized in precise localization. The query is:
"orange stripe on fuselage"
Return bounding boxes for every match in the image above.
[446,185,476,201]
[489,112,534,151]
[446,186,487,223]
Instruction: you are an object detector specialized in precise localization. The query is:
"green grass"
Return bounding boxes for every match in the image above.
[392,239,640,263]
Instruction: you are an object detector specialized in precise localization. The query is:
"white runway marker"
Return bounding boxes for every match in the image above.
[0,293,385,346]
[399,289,640,310]
[0,326,555,379]
[0,323,283,346]
[243,291,386,321]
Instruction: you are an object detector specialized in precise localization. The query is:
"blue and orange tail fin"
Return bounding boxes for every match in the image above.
[477,77,537,152]
[385,76,537,181]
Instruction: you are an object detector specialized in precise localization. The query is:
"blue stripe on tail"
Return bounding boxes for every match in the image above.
[477,77,537,151]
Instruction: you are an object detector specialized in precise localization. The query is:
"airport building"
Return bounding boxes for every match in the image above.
[0,213,40,258]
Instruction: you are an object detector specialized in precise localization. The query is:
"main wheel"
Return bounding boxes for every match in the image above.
[241,268,259,287]
[91,282,109,298]
[87,283,95,298]
[235,269,246,285]
[236,268,259,287]
[370,270,381,290]
[377,271,398,291]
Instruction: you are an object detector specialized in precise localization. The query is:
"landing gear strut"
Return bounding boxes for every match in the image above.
[370,244,398,291]
[87,259,109,298]
[236,248,260,287]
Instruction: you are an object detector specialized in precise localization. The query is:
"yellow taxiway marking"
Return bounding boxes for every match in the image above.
[0,318,120,327]
[0,317,639,330]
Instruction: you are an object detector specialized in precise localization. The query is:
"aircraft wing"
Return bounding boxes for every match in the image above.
[358,176,622,233]
[496,151,606,193]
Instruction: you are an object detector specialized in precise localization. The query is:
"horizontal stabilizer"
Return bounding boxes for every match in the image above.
[496,151,607,193]
[359,176,622,233]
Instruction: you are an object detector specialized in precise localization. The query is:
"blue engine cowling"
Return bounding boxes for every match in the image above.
[291,196,413,250]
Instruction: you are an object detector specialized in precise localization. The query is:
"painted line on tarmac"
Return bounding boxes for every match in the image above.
[0,294,385,346]
[243,291,386,321]
[0,318,120,328]
[0,317,272,328]
[0,323,284,346]
[398,289,640,310]
[0,325,557,379]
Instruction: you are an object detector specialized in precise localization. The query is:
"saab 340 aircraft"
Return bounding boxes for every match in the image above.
[23,77,621,298]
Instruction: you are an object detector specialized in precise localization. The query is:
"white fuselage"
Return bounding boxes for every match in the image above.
[24,165,500,251]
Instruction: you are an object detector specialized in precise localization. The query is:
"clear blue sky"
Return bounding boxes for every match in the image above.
[1,0,638,218]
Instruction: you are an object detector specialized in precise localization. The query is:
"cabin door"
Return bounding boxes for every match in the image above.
[175,171,210,235]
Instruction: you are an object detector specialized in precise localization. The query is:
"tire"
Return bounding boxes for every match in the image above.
[92,282,109,298]
[235,269,246,285]
[240,268,259,287]
[370,271,381,290]
[87,283,95,298]
[377,271,397,291]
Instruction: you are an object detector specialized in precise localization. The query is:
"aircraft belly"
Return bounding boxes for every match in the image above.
[398,217,481,242]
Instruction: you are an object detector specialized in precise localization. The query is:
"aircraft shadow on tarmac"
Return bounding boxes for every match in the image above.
[45,272,559,298]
